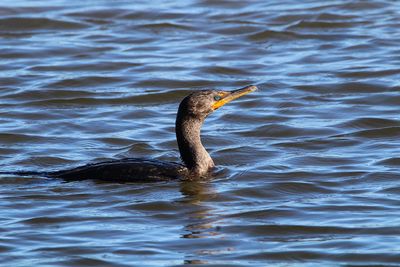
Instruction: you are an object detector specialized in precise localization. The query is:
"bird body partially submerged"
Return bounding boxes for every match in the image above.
[1,85,257,182]
[50,158,187,182]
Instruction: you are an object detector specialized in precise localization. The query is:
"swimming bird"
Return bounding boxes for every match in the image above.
[1,85,257,182]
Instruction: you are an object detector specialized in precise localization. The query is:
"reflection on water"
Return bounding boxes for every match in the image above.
[1,0,400,265]
[180,181,218,239]
[180,181,217,265]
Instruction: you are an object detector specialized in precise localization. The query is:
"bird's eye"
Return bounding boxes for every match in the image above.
[214,95,221,101]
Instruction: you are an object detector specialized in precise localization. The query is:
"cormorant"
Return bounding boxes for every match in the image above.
[1,85,257,182]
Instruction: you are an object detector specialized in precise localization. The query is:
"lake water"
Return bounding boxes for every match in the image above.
[1,0,400,266]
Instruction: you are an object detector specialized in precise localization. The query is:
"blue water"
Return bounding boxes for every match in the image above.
[1,0,400,266]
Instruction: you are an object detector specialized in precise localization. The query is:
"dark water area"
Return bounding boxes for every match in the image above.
[1,0,400,266]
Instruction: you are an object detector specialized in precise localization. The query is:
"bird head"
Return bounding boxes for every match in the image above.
[179,85,257,119]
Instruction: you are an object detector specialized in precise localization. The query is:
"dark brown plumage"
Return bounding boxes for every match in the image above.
[2,85,257,182]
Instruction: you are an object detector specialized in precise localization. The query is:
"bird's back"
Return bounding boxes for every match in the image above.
[49,158,187,182]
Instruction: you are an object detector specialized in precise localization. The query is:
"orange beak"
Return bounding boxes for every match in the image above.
[212,85,257,110]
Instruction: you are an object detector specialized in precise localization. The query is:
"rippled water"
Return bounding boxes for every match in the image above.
[1,0,400,266]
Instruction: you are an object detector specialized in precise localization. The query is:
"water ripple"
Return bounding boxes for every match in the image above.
[0,17,88,31]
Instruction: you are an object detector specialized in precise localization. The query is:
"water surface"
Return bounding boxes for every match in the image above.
[1,0,400,266]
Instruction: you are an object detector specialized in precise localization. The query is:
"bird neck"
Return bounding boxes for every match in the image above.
[175,114,214,177]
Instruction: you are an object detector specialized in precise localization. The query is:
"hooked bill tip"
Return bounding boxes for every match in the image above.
[233,85,258,95]
[245,85,258,92]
